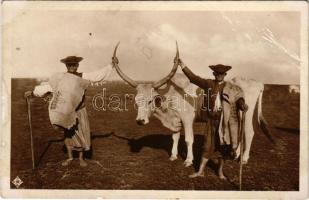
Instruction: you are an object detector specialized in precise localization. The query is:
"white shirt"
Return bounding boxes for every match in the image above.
[33,64,113,97]
[213,81,224,112]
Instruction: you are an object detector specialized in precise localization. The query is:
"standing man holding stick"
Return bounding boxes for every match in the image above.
[176,58,248,179]
[24,55,115,167]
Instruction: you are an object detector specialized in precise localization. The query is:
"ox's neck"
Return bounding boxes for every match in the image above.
[153,105,182,132]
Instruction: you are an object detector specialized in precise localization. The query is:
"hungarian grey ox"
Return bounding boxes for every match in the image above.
[112,43,271,167]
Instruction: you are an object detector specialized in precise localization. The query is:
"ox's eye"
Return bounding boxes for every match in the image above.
[148,100,152,105]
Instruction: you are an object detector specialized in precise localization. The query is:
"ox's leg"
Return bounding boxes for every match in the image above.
[235,111,254,164]
[229,110,239,159]
[170,132,180,161]
[242,115,254,164]
[183,122,194,167]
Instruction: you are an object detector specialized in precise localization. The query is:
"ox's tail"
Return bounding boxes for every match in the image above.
[257,87,275,144]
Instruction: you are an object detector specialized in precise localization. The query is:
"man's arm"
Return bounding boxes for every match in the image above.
[178,59,209,88]
[33,83,53,97]
[82,64,113,83]
[25,82,53,98]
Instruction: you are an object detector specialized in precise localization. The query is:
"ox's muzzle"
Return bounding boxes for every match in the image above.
[136,119,146,126]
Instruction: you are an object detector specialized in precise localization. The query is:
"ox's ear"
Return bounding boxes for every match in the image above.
[154,95,166,108]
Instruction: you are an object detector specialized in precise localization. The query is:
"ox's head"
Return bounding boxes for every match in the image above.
[112,42,179,125]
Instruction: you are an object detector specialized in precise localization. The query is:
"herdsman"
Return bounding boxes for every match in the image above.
[177,58,248,179]
[25,56,115,167]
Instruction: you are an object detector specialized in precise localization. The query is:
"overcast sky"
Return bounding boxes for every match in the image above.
[4,4,301,84]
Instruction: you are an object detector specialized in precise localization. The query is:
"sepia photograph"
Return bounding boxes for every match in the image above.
[1,1,308,199]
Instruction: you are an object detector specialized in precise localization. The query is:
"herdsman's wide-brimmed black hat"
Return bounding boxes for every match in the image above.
[60,56,83,64]
[209,64,232,74]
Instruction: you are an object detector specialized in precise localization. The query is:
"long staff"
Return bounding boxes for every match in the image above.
[26,96,35,169]
[239,110,246,190]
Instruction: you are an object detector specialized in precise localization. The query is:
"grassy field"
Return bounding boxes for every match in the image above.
[11,78,299,190]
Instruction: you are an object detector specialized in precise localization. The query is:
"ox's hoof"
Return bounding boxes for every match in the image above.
[169,155,177,161]
[238,157,248,165]
[237,157,248,165]
[240,160,248,165]
[184,160,193,167]
[219,174,227,180]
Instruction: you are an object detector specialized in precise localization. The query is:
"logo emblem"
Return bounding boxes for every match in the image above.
[12,176,23,188]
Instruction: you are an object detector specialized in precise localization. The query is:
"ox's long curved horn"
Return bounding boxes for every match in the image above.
[112,42,138,88]
[152,41,179,89]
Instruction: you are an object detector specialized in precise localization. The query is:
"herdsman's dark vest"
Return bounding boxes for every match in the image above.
[198,80,226,122]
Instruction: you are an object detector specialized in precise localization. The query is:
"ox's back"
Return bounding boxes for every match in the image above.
[230,77,263,107]
[169,73,200,97]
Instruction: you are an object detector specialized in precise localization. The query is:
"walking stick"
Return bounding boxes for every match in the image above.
[239,110,246,190]
[26,95,35,169]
